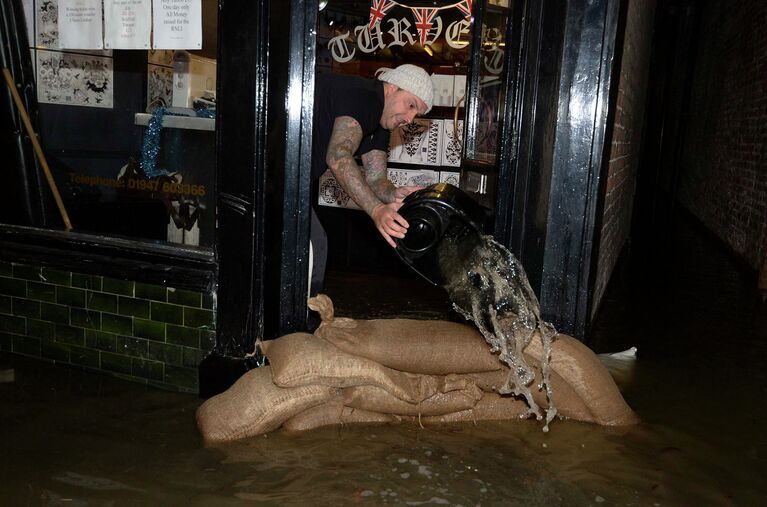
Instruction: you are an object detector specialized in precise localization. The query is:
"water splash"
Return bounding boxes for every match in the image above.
[437,233,559,430]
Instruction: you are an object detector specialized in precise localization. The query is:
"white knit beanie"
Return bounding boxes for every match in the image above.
[376,64,434,113]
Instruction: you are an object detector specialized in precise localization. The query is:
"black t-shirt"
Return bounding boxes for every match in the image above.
[312,74,391,181]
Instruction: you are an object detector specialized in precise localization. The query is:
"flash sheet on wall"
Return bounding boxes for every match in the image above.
[58,0,103,49]
[36,0,60,48]
[36,49,113,108]
[104,0,151,49]
[152,0,202,50]
[148,64,173,108]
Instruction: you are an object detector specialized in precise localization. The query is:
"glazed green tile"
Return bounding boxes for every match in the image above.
[40,303,70,324]
[0,261,11,277]
[70,308,101,330]
[182,347,205,368]
[184,307,214,329]
[150,302,183,325]
[201,330,216,350]
[101,313,133,335]
[27,319,55,340]
[0,314,25,335]
[12,298,40,319]
[102,277,134,296]
[27,282,56,302]
[56,287,86,308]
[41,341,70,362]
[55,324,85,346]
[118,297,150,319]
[86,292,118,313]
[70,346,100,368]
[132,357,164,381]
[0,277,26,297]
[85,330,116,352]
[0,295,11,315]
[101,352,133,375]
[166,324,199,348]
[71,273,102,291]
[148,342,183,365]
[164,365,198,391]
[167,288,201,307]
[202,293,214,310]
[135,282,167,302]
[13,335,40,356]
[134,318,165,342]
[40,267,71,286]
[115,335,149,358]
[0,332,14,351]
[12,264,41,281]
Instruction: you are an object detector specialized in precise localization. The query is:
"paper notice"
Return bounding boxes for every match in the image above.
[104,0,151,49]
[152,0,202,50]
[58,0,103,49]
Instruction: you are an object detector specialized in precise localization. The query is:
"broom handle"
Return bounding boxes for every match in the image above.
[3,67,72,231]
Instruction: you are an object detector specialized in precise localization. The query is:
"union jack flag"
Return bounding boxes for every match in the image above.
[455,0,473,22]
[368,0,396,31]
[411,7,439,46]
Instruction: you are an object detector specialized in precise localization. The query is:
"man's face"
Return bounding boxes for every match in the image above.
[380,88,428,130]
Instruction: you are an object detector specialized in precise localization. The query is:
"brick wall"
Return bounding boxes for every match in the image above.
[592,0,657,318]
[678,0,767,271]
[0,261,215,392]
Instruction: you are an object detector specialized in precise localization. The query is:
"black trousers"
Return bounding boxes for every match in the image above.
[310,207,327,297]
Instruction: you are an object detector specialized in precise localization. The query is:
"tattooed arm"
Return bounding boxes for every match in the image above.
[326,116,409,248]
[360,149,421,204]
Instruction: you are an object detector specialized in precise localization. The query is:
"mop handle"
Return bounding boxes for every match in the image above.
[2,67,73,231]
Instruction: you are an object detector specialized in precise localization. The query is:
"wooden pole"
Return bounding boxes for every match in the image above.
[2,67,73,231]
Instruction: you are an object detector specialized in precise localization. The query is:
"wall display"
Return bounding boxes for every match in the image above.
[152,0,202,50]
[36,49,113,108]
[431,74,454,107]
[23,0,35,44]
[389,118,442,166]
[147,64,173,108]
[387,168,440,187]
[148,49,174,66]
[36,0,60,48]
[318,168,450,209]
[439,171,460,186]
[441,119,463,167]
[58,0,103,49]
[104,0,152,50]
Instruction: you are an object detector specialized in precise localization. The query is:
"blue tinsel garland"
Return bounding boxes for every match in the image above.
[140,106,216,179]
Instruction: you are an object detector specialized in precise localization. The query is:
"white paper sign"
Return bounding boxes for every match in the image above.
[37,49,113,108]
[152,0,202,50]
[104,0,151,49]
[58,0,103,49]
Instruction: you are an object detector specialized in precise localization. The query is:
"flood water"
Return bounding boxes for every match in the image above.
[2,214,765,506]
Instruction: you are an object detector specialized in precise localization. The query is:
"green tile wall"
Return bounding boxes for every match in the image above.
[0,260,215,393]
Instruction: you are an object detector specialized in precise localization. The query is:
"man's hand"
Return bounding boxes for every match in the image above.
[371,202,409,248]
[392,185,423,203]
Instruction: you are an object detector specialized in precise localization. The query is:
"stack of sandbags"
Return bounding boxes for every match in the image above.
[196,295,638,443]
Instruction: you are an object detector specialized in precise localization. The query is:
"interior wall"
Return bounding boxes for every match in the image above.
[677,0,766,271]
[592,0,657,318]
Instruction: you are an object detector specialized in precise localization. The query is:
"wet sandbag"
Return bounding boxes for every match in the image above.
[283,398,400,432]
[196,366,335,443]
[309,295,502,374]
[343,383,483,417]
[421,393,529,423]
[524,333,639,426]
[259,332,434,403]
[464,368,593,423]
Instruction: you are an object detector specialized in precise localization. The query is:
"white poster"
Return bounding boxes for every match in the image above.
[36,0,60,48]
[37,49,113,108]
[58,0,103,49]
[104,0,151,49]
[152,0,202,50]
[23,0,35,44]
[147,64,173,108]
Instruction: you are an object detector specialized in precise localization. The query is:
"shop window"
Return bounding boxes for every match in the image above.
[11,0,218,249]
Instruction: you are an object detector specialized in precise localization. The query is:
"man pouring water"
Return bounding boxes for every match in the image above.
[310,64,434,296]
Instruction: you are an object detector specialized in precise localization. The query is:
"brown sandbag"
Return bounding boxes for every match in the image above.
[343,382,483,416]
[524,333,639,425]
[309,294,502,374]
[283,398,400,432]
[196,366,336,443]
[421,393,530,423]
[259,332,436,403]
